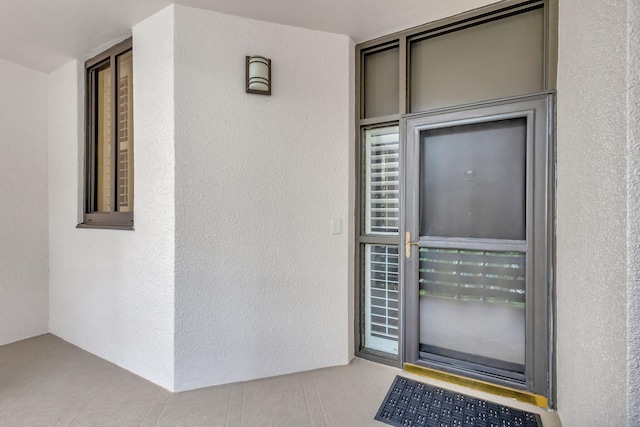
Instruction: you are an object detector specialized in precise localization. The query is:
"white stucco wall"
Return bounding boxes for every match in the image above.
[0,59,48,346]
[627,0,640,422]
[47,7,176,390]
[172,5,354,391]
[556,0,628,423]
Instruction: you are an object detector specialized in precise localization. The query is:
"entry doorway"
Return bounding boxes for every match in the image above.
[402,94,553,398]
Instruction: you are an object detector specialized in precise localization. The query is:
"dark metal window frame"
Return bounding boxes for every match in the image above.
[79,38,134,230]
[356,121,403,366]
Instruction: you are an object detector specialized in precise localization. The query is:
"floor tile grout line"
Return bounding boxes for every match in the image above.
[355,360,386,396]
[137,398,156,427]
[309,371,329,426]
[223,383,234,427]
[55,407,78,427]
[152,392,171,427]
[137,388,167,427]
[373,365,404,390]
[239,381,246,427]
[71,368,111,408]
[1,376,43,414]
[299,374,316,427]
[7,369,107,423]
[0,392,23,414]
[54,368,114,427]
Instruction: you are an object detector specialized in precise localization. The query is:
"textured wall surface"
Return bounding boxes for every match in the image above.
[0,59,48,346]
[173,5,353,391]
[47,7,176,390]
[556,0,628,423]
[628,0,640,422]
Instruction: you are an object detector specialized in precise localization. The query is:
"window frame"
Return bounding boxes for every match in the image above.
[79,38,134,230]
[356,123,402,365]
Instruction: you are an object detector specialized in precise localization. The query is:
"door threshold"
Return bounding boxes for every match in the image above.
[403,362,548,408]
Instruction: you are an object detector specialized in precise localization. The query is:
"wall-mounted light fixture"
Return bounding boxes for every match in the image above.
[246,55,271,95]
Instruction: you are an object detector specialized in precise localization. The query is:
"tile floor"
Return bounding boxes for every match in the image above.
[0,335,562,426]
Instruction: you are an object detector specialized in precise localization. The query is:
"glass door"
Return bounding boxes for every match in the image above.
[402,94,553,397]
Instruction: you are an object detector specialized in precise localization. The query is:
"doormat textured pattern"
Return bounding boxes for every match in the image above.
[375,376,542,427]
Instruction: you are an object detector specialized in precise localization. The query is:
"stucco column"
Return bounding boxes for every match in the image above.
[556,0,628,423]
[627,0,640,422]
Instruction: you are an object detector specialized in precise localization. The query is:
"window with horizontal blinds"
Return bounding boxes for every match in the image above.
[117,51,133,213]
[96,65,113,213]
[81,38,134,229]
[364,126,400,235]
[360,124,401,357]
[364,244,399,354]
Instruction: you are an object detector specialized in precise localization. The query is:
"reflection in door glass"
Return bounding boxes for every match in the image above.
[420,118,526,240]
[364,126,400,235]
[419,248,525,371]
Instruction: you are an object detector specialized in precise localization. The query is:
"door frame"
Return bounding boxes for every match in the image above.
[400,92,555,400]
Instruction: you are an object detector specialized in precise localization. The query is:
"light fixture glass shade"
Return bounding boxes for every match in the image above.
[246,56,271,95]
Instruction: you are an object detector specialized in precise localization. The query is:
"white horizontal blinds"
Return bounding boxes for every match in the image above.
[364,126,400,235]
[117,51,133,213]
[97,66,113,213]
[364,244,399,354]
[361,124,400,356]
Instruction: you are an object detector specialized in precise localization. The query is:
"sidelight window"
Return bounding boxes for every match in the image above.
[359,125,401,356]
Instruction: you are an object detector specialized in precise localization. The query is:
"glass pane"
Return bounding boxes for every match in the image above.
[419,248,525,370]
[420,118,526,240]
[364,126,399,235]
[97,65,113,212]
[364,244,399,355]
[117,51,133,212]
[363,46,399,118]
[410,7,544,112]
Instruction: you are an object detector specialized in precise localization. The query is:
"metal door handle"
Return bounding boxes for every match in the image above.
[405,231,419,258]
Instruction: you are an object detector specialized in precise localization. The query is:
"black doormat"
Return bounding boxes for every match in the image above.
[375,376,543,427]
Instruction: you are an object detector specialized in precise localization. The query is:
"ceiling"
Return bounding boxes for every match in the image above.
[0,0,498,74]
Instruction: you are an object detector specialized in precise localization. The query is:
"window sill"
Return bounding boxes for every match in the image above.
[76,223,134,231]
